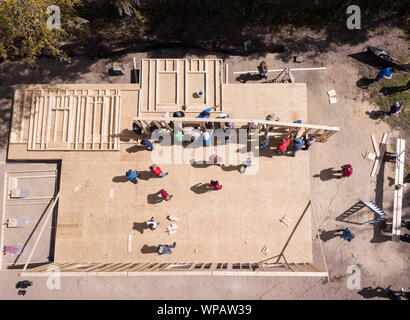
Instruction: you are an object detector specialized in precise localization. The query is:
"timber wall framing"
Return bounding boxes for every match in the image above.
[140,59,223,113]
[133,116,339,143]
[18,261,328,277]
[26,89,121,151]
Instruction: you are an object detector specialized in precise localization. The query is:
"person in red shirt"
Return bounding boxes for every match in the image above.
[340,164,354,178]
[210,180,222,190]
[160,189,173,201]
[276,137,291,155]
[149,164,168,178]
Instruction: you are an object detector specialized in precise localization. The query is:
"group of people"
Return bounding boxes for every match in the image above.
[371,67,405,116]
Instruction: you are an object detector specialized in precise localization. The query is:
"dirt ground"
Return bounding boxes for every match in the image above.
[0,26,409,300]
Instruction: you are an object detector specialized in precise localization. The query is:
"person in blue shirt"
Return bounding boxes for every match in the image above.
[260,135,269,150]
[157,242,176,255]
[141,138,154,151]
[292,137,305,157]
[202,130,213,145]
[197,106,217,118]
[388,101,403,115]
[125,170,139,184]
[373,67,395,83]
[340,228,355,242]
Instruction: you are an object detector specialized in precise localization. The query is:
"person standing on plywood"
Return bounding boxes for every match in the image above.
[157,242,176,255]
[146,217,160,230]
[150,164,168,178]
[125,170,139,184]
[160,189,173,201]
[210,180,222,190]
[340,164,354,178]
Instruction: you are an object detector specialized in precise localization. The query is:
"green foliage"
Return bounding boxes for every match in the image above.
[0,0,81,65]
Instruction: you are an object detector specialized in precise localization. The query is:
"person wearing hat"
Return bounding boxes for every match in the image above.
[202,129,213,145]
[210,180,222,190]
[303,135,317,150]
[340,164,354,178]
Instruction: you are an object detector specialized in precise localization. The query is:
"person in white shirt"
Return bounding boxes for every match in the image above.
[146,217,159,230]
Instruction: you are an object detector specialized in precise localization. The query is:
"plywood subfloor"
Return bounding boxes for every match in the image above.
[8,82,312,263]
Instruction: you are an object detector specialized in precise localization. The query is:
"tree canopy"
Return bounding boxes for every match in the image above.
[0,0,81,64]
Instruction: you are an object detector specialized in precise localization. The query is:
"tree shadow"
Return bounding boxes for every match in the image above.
[190,182,212,194]
[235,73,263,83]
[112,176,131,183]
[140,244,158,254]
[313,168,341,181]
[318,229,344,242]
[147,190,163,204]
[133,222,149,234]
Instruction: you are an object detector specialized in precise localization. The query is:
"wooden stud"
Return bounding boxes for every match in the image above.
[27,93,35,150]
[205,59,209,107]
[32,95,39,149]
[155,59,159,111]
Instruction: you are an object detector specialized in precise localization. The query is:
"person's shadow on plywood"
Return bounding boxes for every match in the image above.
[147,191,163,204]
[112,176,129,183]
[313,168,341,181]
[235,73,262,83]
[318,229,344,242]
[190,182,212,194]
[133,222,149,234]
[221,164,242,172]
[140,245,157,254]
[137,170,161,181]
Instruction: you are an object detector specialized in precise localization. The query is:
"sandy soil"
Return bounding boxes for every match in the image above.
[0,27,409,300]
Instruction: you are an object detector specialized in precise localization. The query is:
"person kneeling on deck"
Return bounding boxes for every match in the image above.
[258,61,268,79]
[292,136,304,157]
[157,242,176,255]
[141,137,154,151]
[303,135,317,150]
[125,170,139,184]
[146,217,159,230]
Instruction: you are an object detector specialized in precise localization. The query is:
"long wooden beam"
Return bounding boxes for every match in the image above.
[233,67,327,75]
[132,116,339,132]
[392,138,405,242]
